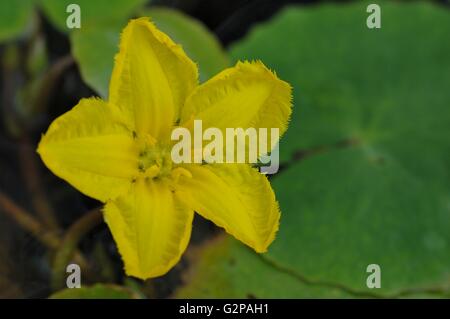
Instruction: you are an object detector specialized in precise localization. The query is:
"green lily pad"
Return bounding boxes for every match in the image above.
[71,7,229,98]
[270,146,450,295]
[0,0,33,42]
[180,1,450,297]
[231,1,450,165]
[42,0,147,96]
[70,24,123,98]
[39,0,147,31]
[176,235,353,298]
[50,283,140,299]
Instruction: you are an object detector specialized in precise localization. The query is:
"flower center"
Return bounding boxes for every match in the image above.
[134,135,192,185]
[138,144,172,179]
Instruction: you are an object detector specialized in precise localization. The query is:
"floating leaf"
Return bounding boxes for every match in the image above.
[49,283,141,299]
[175,235,352,298]
[41,0,147,95]
[180,1,450,297]
[71,25,122,97]
[39,0,147,31]
[0,0,33,42]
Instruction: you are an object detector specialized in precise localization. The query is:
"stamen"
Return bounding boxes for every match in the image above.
[143,164,160,179]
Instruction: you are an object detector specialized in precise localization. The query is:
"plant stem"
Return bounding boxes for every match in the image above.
[0,190,88,269]
[51,208,103,290]
[16,56,75,231]
[0,190,60,248]
[19,137,60,232]
[30,55,74,115]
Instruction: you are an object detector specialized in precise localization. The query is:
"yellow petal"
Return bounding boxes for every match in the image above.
[180,60,292,145]
[109,18,198,139]
[104,179,194,279]
[175,164,280,252]
[37,98,138,202]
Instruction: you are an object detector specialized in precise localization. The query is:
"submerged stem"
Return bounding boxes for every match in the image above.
[18,138,60,232]
[0,190,89,271]
[51,208,103,290]
[0,190,60,248]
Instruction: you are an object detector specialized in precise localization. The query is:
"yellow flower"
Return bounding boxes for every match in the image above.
[37,18,292,279]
